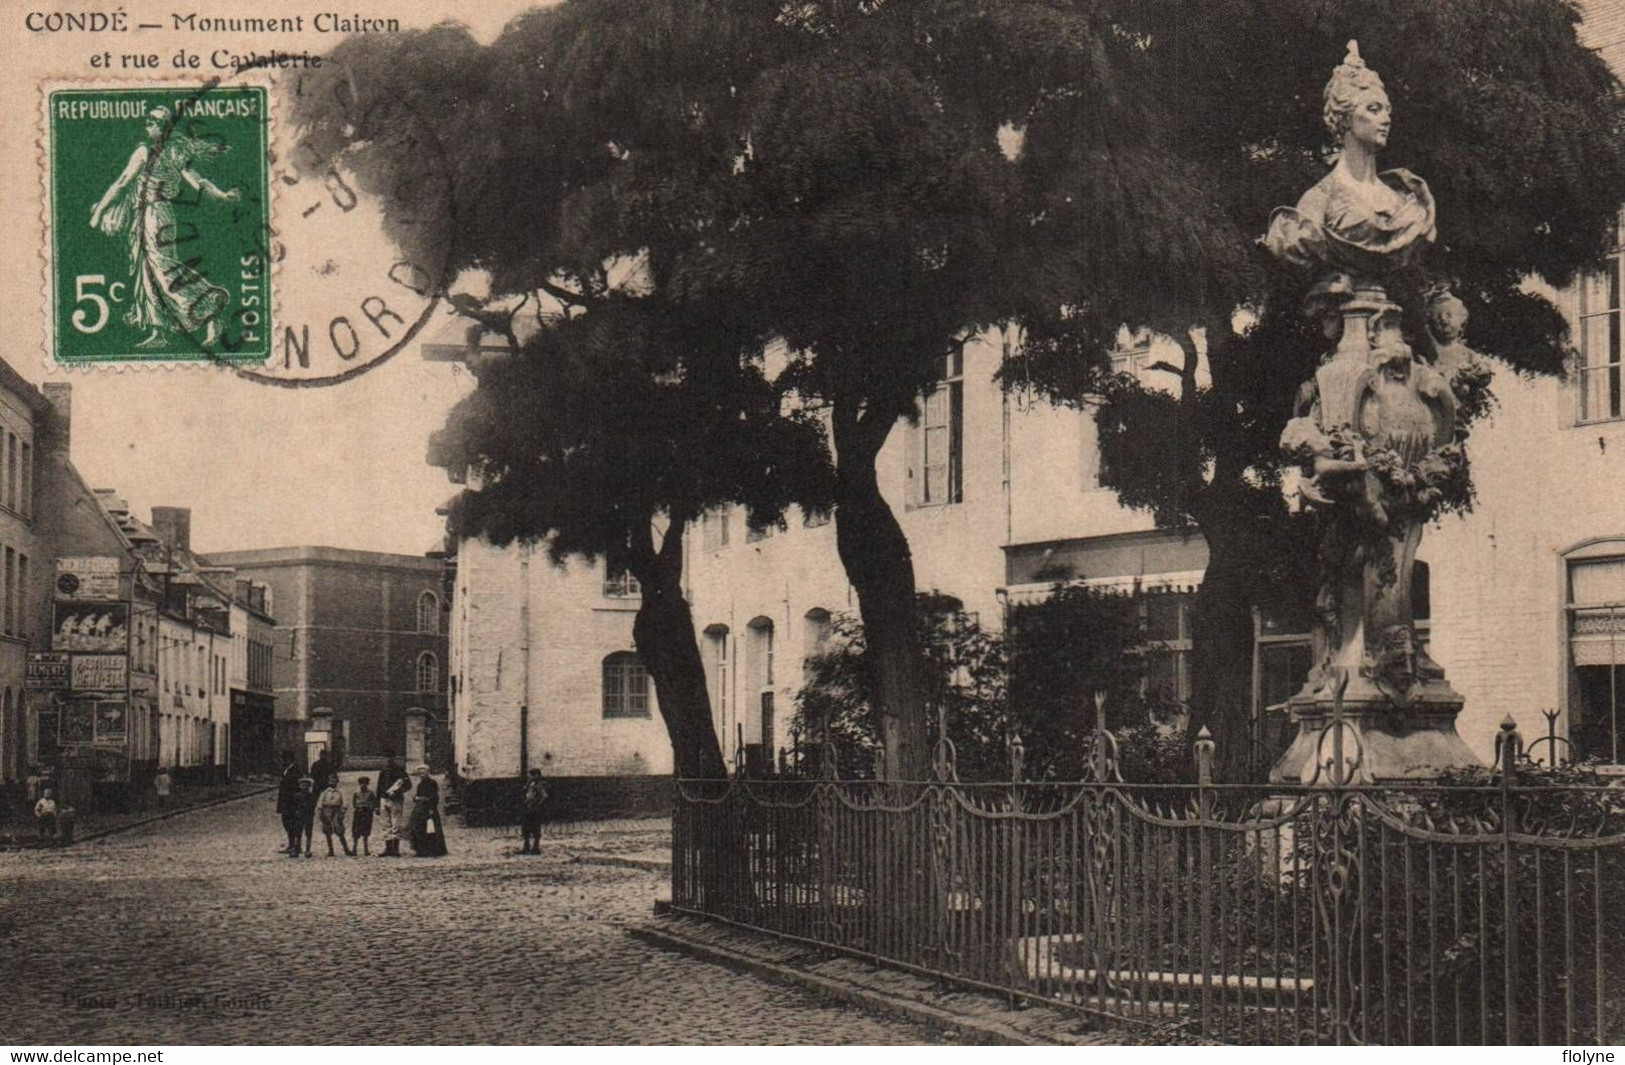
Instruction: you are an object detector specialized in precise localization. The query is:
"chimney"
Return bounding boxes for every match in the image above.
[151,506,192,554]
[41,383,71,453]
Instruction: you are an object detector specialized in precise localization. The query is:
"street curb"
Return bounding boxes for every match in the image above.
[68,786,277,846]
[629,918,1058,1046]
[570,852,671,873]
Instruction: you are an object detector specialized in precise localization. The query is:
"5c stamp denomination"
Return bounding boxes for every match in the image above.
[46,85,271,364]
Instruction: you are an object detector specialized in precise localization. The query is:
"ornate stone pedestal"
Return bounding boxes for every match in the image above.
[1270,680,1477,785]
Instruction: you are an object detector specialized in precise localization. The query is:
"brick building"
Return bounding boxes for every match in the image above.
[205,546,449,771]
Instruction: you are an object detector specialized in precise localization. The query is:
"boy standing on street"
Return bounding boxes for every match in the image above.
[317,775,352,856]
[520,769,549,855]
[296,776,318,857]
[33,787,57,842]
[351,777,378,856]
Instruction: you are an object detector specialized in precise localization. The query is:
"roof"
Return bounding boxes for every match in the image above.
[0,358,53,416]
[206,545,445,573]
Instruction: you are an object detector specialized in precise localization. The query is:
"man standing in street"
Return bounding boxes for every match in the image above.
[275,751,302,857]
[377,750,409,858]
[308,748,333,804]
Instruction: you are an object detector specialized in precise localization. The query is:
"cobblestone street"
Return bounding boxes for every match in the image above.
[0,783,950,1045]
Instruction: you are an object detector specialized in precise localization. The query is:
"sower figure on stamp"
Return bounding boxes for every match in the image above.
[88,106,239,349]
[377,750,410,858]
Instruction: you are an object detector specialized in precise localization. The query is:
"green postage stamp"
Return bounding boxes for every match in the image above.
[45,85,271,364]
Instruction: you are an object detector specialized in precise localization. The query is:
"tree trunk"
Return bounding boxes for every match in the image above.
[831,401,931,782]
[1186,525,1258,782]
[1183,329,1264,783]
[629,519,729,780]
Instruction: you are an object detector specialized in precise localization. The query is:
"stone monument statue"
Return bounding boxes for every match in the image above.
[1264,42,1482,783]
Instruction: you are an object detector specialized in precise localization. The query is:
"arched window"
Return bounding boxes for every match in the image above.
[803,608,832,679]
[416,651,439,693]
[417,591,439,635]
[746,617,775,689]
[1564,538,1625,763]
[602,651,650,718]
[745,617,777,755]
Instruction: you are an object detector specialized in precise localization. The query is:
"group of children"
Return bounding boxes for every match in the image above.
[286,773,379,857]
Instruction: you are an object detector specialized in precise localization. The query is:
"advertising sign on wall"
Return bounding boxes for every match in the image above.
[52,602,128,653]
[94,700,128,746]
[57,698,95,746]
[26,652,69,689]
[54,557,122,601]
[71,654,127,692]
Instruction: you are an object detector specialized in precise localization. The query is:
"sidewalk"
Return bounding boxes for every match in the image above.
[460,812,674,870]
[0,780,272,850]
[632,913,1165,1046]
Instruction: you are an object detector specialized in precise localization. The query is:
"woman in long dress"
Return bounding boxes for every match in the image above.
[407,764,448,858]
[88,106,239,349]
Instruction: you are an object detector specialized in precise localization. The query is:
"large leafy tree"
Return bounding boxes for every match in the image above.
[433,301,831,780]
[293,0,1224,781]
[291,9,834,779]
[1009,0,1625,777]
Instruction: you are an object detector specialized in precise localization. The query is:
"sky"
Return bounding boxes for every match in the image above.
[4,3,532,557]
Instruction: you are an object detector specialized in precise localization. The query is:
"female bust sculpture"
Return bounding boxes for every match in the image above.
[1265,41,1436,278]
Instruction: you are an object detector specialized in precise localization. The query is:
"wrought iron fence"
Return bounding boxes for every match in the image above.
[670,713,1625,1044]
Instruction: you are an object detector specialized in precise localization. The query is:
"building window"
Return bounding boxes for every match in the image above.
[20,442,30,519]
[746,616,776,693]
[1567,546,1625,762]
[911,350,964,506]
[416,591,439,635]
[14,553,24,639]
[702,508,732,551]
[6,433,16,512]
[1579,211,1624,424]
[416,651,439,693]
[3,547,14,637]
[1141,593,1192,713]
[802,608,832,681]
[1110,347,1155,379]
[603,542,641,598]
[602,651,651,718]
[704,624,729,734]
